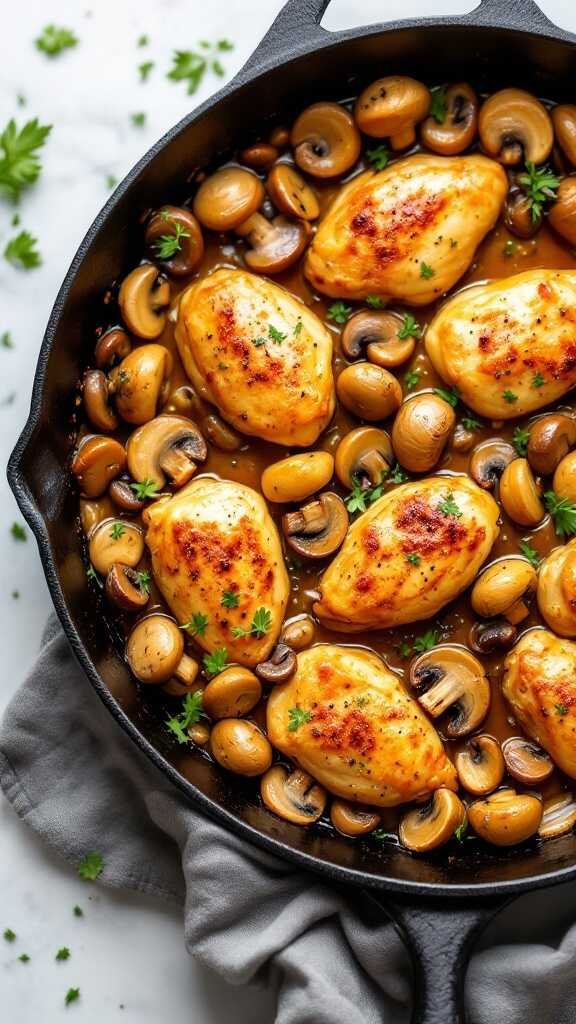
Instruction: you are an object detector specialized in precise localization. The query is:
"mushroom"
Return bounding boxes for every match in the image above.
[145,205,204,277]
[451,424,477,454]
[478,88,553,165]
[118,264,171,339]
[527,413,576,476]
[202,666,262,720]
[420,83,478,155]
[409,645,490,738]
[266,163,320,221]
[538,792,576,839]
[260,765,327,824]
[500,458,544,526]
[455,736,505,796]
[391,394,456,473]
[355,76,431,149]
[82,369,118,432]
[399,789,466,853]
[548,177,576,246]
[240,142,279,168]
[341,310,417,368]
[109,344,172,425]
[94,327,131,370]
[187,722,211,745]
[334,426,394,489]
[291,102,361,178]
[162,384,242,451]
[108,478,146,512]
[88,518,144,576]
[336,362,402,421]
[471,557,538,624]
[469,438,516,490]
[330,800,381,837]
[193,166,265,231]
[269,126,290,148]
[553,450,576,502]
[504,179,541,238]
[282,492,348,560]
[126,614,198,685]
[201,412,243,452]
[126,415,207,490]
[235,211,309,274]
[71,435,126,498]
[552,104,576,166]
[502,737,554,786]
[281,615,315,652]
[255,643,297,685]
[468,788,542,846]
[79,495,115,535]
[261,451,334,504]
[105,563,150,612]
[210,719,272,777]
[469,619,518,655]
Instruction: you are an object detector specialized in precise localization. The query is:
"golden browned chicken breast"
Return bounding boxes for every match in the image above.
[143,477,289,667]
[175,268,335,446]
[503,628,576,779]
[314,476,499,631]
[537,539,576,637]
[426,270,576,419]
[304,155,506,304]
[267,645,457,806]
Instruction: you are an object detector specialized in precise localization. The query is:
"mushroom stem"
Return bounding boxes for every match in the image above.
[418,675,463,718]
[175,653,199,686]
[284,500,328,536]
[358,449,389,485]
[235,212,272,243]
[159,445,199,488]
[505,597,530,625]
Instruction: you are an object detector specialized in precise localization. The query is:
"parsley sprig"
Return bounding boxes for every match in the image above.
[513,426,530,457]
[434,385,459,408]
[221,589,239,609]
[167,40,234,94]
[429,86,447,124]
[35,25,78,57]
[288,707,312,731]
[4,230,41,269]
[518,162,560,222]
[231,606,272,639]
[180,612,208,637]
[413,629,439,653]
[130,479,161,501]
[0,118,52,201]
[153,221,189,259]
[327,301,352,325]
[78,852,104,881]
[166,690,204,744]
[398,314,422,340]
[203,648,228,676]
[519,540,541,568]
[544,491,576,537]
[366,144,390,171]
[438,492,462,518]
[345,478,384,514]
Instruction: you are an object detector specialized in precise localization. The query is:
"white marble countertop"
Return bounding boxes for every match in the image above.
[2,0,576,1019]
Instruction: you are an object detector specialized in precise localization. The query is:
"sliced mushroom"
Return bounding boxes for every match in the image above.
[291,102,361,178]
[420,83,478,155]
[255,643,297,684]
[478,88,553,165]
[88,518,144,576]
[240,142,279,168]
[109,344,172,425]
[502,736,554,786]
[410,645,490,738]
[469,438,516,490]
[553,450,576,502]
[266,163,319,221]
[79,495,115,535]
[455,736,505,796]
[469,619,518,654]
[108,478,146,512]
[548,176,576,246]
[330,800,381,837]
[261,451,334,504]
[193,166,265,231]
[145,205,204,277]
[82,369,118,432]
[527,413,576,476]
[282,492,348,560]
[118,264,171,339]
[451,424,477,454]
[334,426,394,489]
[187,722,211,745]
[504,180,541,238]
[399,789,466,853]
[337,362,402,421]
[260,765,327,824]
[281,615,315,652]
[341,310,416,368]
[355,76,431,149]
[126,415,207,490]
[468,788,542,846]
[210,719,272,777]
[105,563,150,612]
[471,557,537,624]
[94,327,131,370]
[71,435,127,498]
[126,614,198,685]
[538,792,576,839]
[202,666,262,720]
[500,458,544,526]
[552,104,576,166]
[391,394,455,473]
[201,412,243,452]
[235,212,308,274]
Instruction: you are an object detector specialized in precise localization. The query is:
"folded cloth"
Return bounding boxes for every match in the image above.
[1,617,576,1024]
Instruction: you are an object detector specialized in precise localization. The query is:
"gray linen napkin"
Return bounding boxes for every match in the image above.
[2,617,576,1024]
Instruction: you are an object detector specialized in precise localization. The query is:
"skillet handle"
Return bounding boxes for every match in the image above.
[467,0,565,32]
[380,894,511,1024]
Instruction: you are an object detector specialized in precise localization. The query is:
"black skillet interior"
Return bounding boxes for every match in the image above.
[9,0,576,899]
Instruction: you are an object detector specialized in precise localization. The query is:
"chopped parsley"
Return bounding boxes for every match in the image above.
[1,331,14,348]
[438,492,462,518]
[65,988,80,1006]
[327,301,352,325]
[0,118,52,202]
[166,690,204,744]
[293,319,303,336]
[78,851,104,881]
[389,463,408,484]
[56,947,71,961]
[398,313,422,340]
[110,522,125,541]
[404,369,420,392]
[18,953,30,963]
[153,222,190,259]
[252,336,266,347]
[85,564,102,586]
[231,606,272,639]
[35,25,78,57]
[366,144,390,171]
[434,385,459,407]
[502,389,518,404]
[420,261,434,279]
[73,906,83,918]
[288,707,312,732]
[555,703,569,716]
[413,629,439,653]
[136,571,151,595]
[221,589,240,609]
[268,324,286,343]
[345,479,384,514]
[461,412,481,431]
[106,174,118,189]
[10,521,26,541]
[532,372,545,388]
[365,295,384,309]
[503,239,518,257]
[544,491,576,537]
[131,112,146,127]
[519,540,541,567]
[512,426,530,456]
[180,612,208,637]
[398,642,413,659]
[4,230,41,269]
[167,41,234,95]
[138,61,155,81]
[406,553,421,566]
[203,648,228,677]
[130,479,160,500]
[371,829,393,841]
[454,821,468,842]
[429,86,447,123]
[518,162,560,222]
[137,34,149,47]
[3,928,16,942]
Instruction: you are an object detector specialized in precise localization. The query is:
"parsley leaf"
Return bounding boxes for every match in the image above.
[85,564,102,587]
[1,331,14,348]
[461,412,481,431]
[3,928,16,942]
[180,612,208,637]
[544,491,576,537]
[110,522,125,540]
[56,947,71,961]
[0,118,52,201]
[518,162,560,222]
[35,25,78,57]
[420,261,434,279]
[413,629,439,653]
[406,553,421,565]
[136,570,151,595]
[106,174,117,189]
[4,230,41,269]
[137,34,149,47]
[439,492,462,517]
[18,953,30,963]
[555,703,569,716]
[519,540,541,567]
[10,521,26,541]
[166,690,204,744]
[404,369,420,392]
[390,463,408,484]
[231,606,272,639]
[221,589,239,609]
[73,906,83,918]
[153,221,189,259]
[371,828,393,841]
[532,372,545,388]
[131,112,146,127]
[167,42,234,95]
[65,988,80,1006]
[203,648,228,676]
[366,144,390,171]
[454,821,468,842]
[288,707,312,731]
[130,479,160,501]
[365,295,384,309]
[138,60,154,81]
[398,314,422,340]
[430,86,447,124]
[434,385,459,407]
[513,426,530,456]
[345,477,385,513]
[268,324,286,343]
[78,852,104,881]
[327,301,352,325]
[502,389,518,404]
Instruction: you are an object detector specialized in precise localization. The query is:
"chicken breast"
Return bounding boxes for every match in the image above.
[503,628,576,779]
[426,270,576,419]
[267,645,457,806]
[304,155,506,304]
[175,268,335,446]
[537,539,576,637]
[143,477,289,667]
[314,476,499,631]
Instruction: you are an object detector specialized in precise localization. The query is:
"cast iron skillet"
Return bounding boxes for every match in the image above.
[8,1,576,1019]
